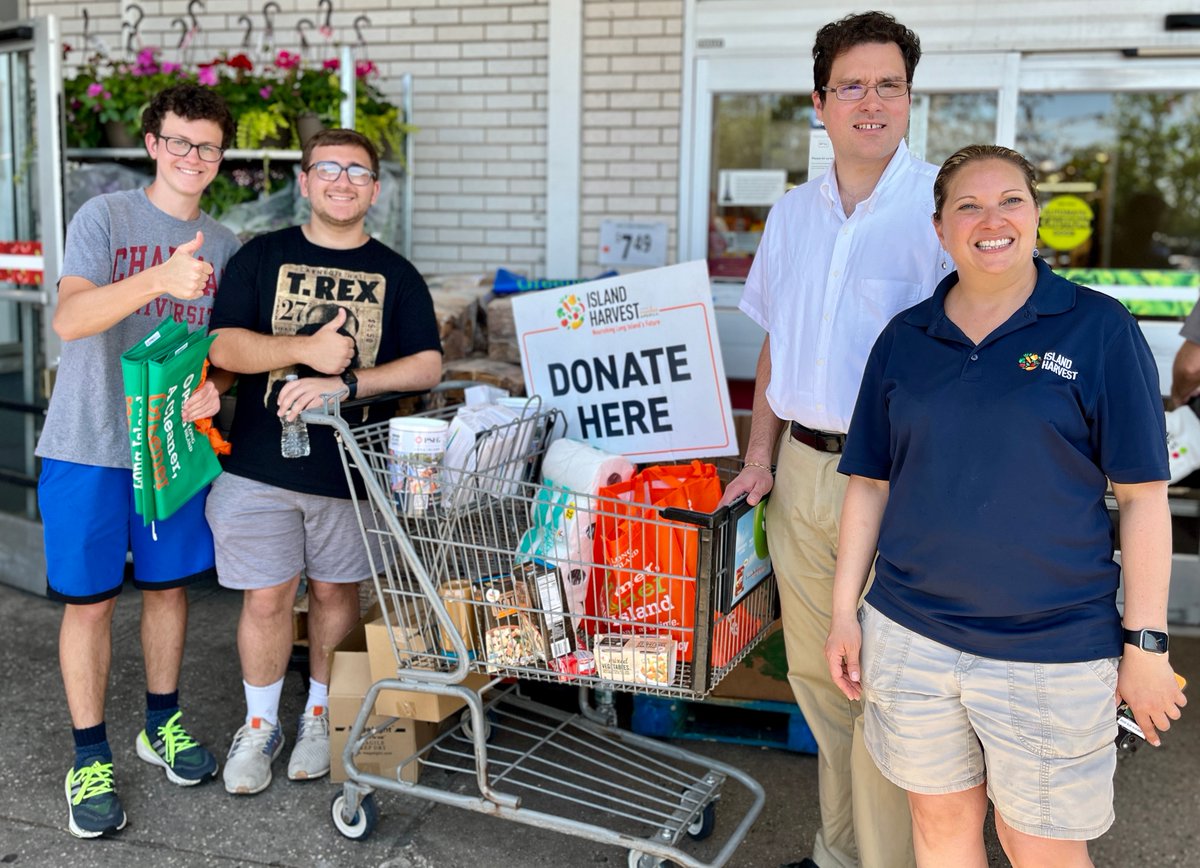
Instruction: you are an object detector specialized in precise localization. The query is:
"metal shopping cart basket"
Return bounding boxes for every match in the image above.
[309,396,773,868]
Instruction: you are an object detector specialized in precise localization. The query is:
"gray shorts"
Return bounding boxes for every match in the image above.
[206,472,377,590]
[859,601,1118,841]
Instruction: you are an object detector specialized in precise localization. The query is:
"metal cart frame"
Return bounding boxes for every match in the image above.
[310,398,771,868]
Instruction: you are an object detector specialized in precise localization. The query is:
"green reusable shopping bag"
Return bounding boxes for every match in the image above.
[122,319,188,522]
[121,321,221,524]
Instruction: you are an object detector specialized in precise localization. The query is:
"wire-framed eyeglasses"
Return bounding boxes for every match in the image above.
[821,81,911,101]
[305,160,377,185]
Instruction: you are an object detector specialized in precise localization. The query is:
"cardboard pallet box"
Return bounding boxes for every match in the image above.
[363,616,492,721]
[709,619,792,704]
[328,647,439,784]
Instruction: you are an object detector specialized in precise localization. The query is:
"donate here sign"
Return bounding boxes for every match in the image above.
[511,260,736,461]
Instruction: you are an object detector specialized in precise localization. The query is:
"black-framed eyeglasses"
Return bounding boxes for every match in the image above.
[156,134,225,162]
[304,160,377,186]
[821,81,911,101]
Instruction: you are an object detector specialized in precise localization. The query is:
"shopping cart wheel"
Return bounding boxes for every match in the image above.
[685,801,717,840]
[331,792,379,840]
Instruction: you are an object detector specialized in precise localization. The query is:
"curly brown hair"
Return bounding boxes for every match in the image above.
[812,11,921,103]
[933,144,1039,220]
[301,129,380,177]
[141,83,236,149]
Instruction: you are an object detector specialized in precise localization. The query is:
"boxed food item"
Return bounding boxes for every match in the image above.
[512,561,576,662]
[475,574,547,671]
[436,578,478,658]
[593,634,677,687]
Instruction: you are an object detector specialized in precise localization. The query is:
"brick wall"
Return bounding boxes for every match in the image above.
[579,0,682,274]
[36,0,685,279]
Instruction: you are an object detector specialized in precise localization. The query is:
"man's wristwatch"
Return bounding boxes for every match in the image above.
[340,368,358,400]
[1123,627,1169,654]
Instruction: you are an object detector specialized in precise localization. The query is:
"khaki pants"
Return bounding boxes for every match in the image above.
[766,430,914,868]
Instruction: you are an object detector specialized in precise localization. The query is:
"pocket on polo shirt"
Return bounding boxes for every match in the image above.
[855,279,923,346]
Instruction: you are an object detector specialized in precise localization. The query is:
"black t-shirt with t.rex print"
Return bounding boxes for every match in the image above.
[211,225,442,498]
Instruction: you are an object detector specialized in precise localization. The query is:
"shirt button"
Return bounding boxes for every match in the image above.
[816,404,824,411]
[970,354,979,361]
[823,314,830,321]
[832,270,840,278]
[815,359,825,366]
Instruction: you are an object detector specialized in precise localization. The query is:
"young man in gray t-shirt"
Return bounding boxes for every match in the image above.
[36,84,240,838]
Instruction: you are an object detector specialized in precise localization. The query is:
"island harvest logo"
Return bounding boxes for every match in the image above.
[556,293,585,330]
[1017,352,1041,371]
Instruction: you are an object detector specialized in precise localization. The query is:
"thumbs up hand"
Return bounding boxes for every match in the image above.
[161,231,214,301]
[307,307,355,374]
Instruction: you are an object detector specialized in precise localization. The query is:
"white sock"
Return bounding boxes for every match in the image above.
[244,678,285,727]
[305,679,329,713]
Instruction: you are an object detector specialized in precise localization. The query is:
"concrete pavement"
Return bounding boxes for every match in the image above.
[0,578,1196,867]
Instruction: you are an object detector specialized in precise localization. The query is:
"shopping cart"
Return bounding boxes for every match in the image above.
[310,396,773,868]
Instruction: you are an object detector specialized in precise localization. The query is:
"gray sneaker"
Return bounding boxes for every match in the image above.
[287,706,331,781]
[223,718,284,795]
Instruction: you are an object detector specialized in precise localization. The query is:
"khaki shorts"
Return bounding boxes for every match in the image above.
[859,601,1118,841]
[207,472,377,589]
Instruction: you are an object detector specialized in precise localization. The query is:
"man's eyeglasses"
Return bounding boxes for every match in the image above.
[156,135,225,162]
[821,81,911,101]
[304,160,377,186]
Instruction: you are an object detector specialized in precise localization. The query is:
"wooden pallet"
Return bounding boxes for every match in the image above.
[630,694,817,754]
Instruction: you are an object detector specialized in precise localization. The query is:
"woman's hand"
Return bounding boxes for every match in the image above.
[825,614,864,701]
[1116,652,1187,747]
[181,379,220,423]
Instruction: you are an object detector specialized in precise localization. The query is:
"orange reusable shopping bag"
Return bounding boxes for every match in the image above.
[587,461,722,661]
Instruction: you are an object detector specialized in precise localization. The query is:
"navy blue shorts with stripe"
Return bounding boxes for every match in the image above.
[38,457,216,603]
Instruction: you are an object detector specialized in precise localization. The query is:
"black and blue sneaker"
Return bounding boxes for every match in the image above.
[65,759,127,838]
[135,710,219,785]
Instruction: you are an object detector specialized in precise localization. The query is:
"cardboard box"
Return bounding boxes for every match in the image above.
[710,620,793,704]
[328,649,439,784]
[364,616,491,721]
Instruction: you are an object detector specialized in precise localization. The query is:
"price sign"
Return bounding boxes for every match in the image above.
[598,220,668,267]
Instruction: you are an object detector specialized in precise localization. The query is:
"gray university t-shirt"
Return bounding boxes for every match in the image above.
[36,188,241,469]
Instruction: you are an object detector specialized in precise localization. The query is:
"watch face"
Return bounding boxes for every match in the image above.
[1142,630,1169,654]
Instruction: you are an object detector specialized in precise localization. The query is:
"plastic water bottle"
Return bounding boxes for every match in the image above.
[280,374,310,458]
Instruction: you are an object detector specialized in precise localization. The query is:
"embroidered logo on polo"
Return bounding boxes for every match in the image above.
[1017,353,1040,371]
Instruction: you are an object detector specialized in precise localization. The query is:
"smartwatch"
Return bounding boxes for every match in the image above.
[340,368,358,401]
[1123,627,1169,654]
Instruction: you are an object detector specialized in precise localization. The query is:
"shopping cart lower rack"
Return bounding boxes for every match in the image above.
[310,400,773,868]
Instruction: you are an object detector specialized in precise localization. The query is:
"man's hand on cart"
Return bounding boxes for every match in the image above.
[306,308,355,374]
[825,614,863,701]
[718,462,774,508]
[1116,652,1187,747]
[278,375,349,421]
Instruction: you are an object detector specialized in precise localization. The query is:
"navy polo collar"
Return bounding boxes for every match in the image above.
[905,258,1078,340]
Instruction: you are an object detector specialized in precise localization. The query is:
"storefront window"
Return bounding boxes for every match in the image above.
[1017,92,1200,280]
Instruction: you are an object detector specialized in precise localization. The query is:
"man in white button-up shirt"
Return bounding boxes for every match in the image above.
[722,12,948,868]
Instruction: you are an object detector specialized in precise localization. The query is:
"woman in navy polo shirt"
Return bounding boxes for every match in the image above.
[824,144,1186,867]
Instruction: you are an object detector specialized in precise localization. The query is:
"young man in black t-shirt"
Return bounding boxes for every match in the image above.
[206,129,442,794]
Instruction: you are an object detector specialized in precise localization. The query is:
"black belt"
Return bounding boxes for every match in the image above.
[791,421,845,454]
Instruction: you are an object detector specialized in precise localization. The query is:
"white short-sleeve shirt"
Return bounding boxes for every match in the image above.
[739,140,948,434]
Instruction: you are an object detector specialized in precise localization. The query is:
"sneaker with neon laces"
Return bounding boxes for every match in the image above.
[65,760,127,838]
[223,718,284,795]
[287,706,331,781]
[135,710,219,786]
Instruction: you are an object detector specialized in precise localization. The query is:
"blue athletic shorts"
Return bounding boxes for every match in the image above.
[38,457,216,603]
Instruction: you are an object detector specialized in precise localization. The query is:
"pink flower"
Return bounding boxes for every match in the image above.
[162,61,181,75]
[86,82,104,98]
[355,60,377,78]
[323,58,340,71]
[259,86,273,99]
[197,66,218,86]
[274,50,301,70]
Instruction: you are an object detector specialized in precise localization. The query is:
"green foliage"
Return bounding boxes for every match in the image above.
[354,74,416,164]
[234,103,290,150]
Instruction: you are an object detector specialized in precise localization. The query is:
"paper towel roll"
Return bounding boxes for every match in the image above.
[539,438,634,494]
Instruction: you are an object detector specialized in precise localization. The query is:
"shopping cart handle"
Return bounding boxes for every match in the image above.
[660,504,727,528]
